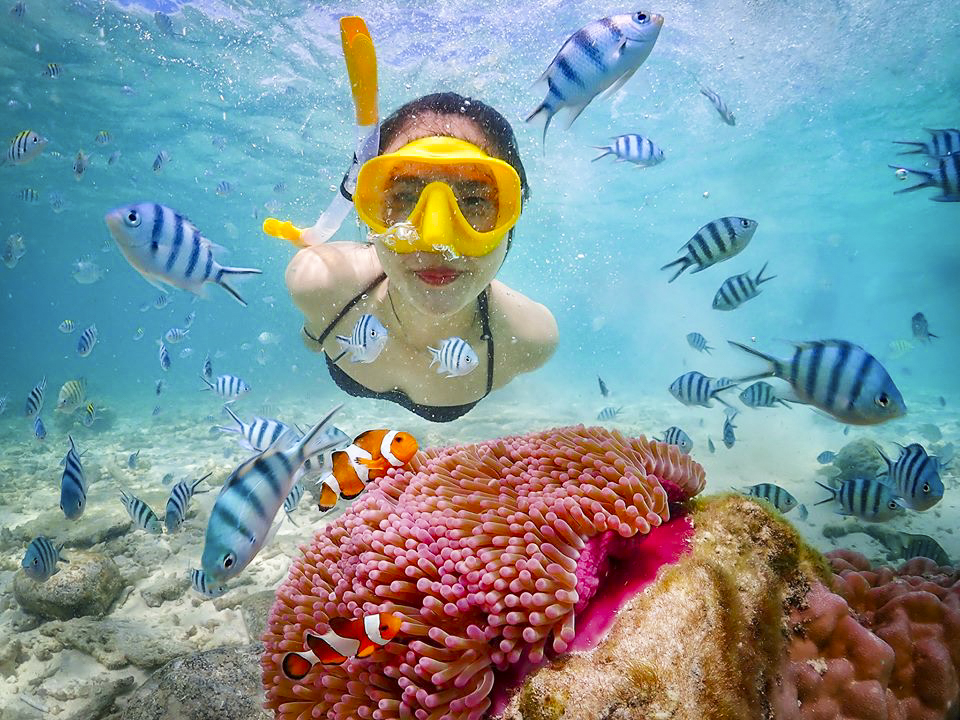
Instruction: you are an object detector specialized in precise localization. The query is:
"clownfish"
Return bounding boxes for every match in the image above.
[317,430,418,512]
[281,612,403,680]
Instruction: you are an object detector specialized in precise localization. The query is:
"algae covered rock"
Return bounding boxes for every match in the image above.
[13,549,125,620]
[831,437,883,483]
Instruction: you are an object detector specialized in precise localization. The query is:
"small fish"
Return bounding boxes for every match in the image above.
[165,473,211,533]
[120,85,136,96]
[164,327,189,344]
[201,405,343,582]
[179,347,194,359]
[190,568,227,597]
[2,233,26,268]
[60,436,87,519]
[34,415,46,440]
[215,180,232,196]
[728,340,906,425]
[184,310,196,329]
[133,327,144,341]
[202,354,213,381]
[911,312,938,342]
[878,442,944,511]
[283,480,304,523]
[334,313,389,364]
[316,429,418,512]
[218,404,297,453]
[427,336,479,378]
[939,396,946,408]
[815,478,905,522]
[158,341,171,371]
[280,613,404,680]
[153,293,171,309]
[591,134,664,166]
[661,217,759,282]
[81,402,97,427]
[152,150,170,171]
[21,536,68,582]
[894,128,960,158]
[658,426,692,454]
[42,63,61,79]
[0,396,6,415]
[56,378,87,412]
[16,188,40,204]
[899,532,950,566]
[105,203,262,306]
[722,411,738,449]
[597,406,623,421]
[669,372,738,409]
[712,262,775,311]
[152,405,161,416]
[154,10,175,35]
[108,150,121,165]
[526,12,664,144]
[739,483,807,520]
[890,154,960,202]
[48,191,66,213]
[817,451,836,464]
[25,376,46,417]
[155,379,164,396]
[94,130,110,145]
[120,490,162,534]
[273,181,286,193]
[201,374,250,399]
[739,381,792,409]
[127,449,140,469]
[73,151,89,181]
[686,332,712,354]
[700,86,736,125]
[72,257,104,284]
[10,2,25,21]
[598,375,609,398]
[888,339,914,359]
[58,320,75,333]
[77,325,98,357]
[4,130,47,165]
[707,437,716,453]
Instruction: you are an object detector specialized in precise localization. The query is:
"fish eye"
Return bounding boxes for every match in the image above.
[888,500,898,509]
[740,219,750,228]
[634,12,648,22]
[222,553,235,569]
[922,483,930,493]
[876,392,890,407]
[125,209,141,227]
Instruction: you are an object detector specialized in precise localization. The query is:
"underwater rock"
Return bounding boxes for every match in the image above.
[239,590,276,642]
[120,644,270,720]
[498,494,827,720]
[140,572,189,608]
[13,550,125,620]
[56,675,136,720]
[12,508,130,549]
[831,437,884,483]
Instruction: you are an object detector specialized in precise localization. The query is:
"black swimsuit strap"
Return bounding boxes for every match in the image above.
[305,272,388,346]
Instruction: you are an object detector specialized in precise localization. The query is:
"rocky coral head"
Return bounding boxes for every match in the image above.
[261,425,705,720]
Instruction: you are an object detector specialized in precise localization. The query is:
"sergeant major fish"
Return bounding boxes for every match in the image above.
[911,312,938,342]
[3,130,47,165]
[58,320,75,333]
[738,483,807,520]
[815,478,905,522]
[77,324,98,357]
[73,151,89,181]
[217,404,296,453]
[657,426,692,454]
[591,134,664,166]
[597,406,623,421]
[877,442,944,511]
[817,451,836,464]
[25,376,46,417]
[700,86,735,126]
[899,532,950,566]
[686,332,712,354]
[56,378,87,412]
[894,128,960,158]
[712,262,775,311]
[526,12,664,144]
[428,336,478,378]
[669,371,737,409]
[22,536,68,582]
[890,154,960,202]
[722,410,738,449]
[333,313,388,364]
[153,150,170,171]
[661,217,758,282]
[282,481,305,524]
[165,473,211,533]
[60,436,87,520]
[158,341,171,371]
[34,416,46,440]
[81,403,98,428]
[119,490,162,534]
[739,381,793,409]
[201,374,250,399]
[105,203,262,306]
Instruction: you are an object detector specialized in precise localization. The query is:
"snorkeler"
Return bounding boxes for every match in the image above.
[285,92,557,422]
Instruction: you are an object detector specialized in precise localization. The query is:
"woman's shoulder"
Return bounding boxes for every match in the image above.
[285,242,382,316]
[488,280,558,374]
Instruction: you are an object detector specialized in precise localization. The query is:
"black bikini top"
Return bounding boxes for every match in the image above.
[303,273,495,423]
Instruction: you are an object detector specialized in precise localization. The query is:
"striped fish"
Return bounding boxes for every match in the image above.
[658,426,692,454]
[200,404,342,582]
[527,12,664,144]
[273,182,286,193]
[722,411,737,449]
[164,327,189,344]
[686,332,712,354]
[153,150,170,171]
[894,128,960,158]
[283,481,305,524]
[133,327,144,341]
[25,376,46,417]
[201,374,250,398]
[73,151,89,181]
[739,483,807,520]
[158,341,171,371]
[591,134,664,166]
[890,153,960,202]
[817,451,836,464]
[21,536,67,582]
[899,532,950,566]
[81,403,97,427]
[56,378,87,411]
[153,293,171,309]
[712,262,775,311]
[3,233,25,268]
[700,86,736,125]
[815,478,905,522]
[218,404,297,452]
[190,568,227,597]
[43,63,61,78]
[739,381,792,409]
[877,442,943,511]
[728,339,906,425]
[34,416,46,440]
[597,406,622,421]
[77,324,98,357]
[669,371,738,409]
[60,436,87,520]
[105,203,262,305]
[49,191,66,213]
[3,130,47,165]
[334,313,388,364]
[661,217,758,282]
[120,490,162,534]
[427,336,478,378]
[94,130,110,145]
[165,473,211,533]
[202,354,213,381]
[17,188,40,204]
[184,311,196,329]
[0,395,6,415]
[128,450,140,469]
[911,312,937,342]
[155,379,164,396]
[215,181,232,196]
[598,375,609,397]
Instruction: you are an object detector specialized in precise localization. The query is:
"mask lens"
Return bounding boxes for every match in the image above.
[382,162,501,232]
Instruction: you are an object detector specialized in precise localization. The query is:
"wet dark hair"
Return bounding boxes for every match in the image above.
[378,92,530,203]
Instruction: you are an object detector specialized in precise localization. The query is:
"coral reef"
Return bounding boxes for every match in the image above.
[261,426,705,720]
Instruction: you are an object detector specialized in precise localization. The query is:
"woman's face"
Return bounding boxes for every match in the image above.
[373,114,512,318]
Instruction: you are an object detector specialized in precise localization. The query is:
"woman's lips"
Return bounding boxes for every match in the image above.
[414,268,461,286]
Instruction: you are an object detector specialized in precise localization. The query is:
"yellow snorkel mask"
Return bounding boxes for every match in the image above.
[354,136,522,257]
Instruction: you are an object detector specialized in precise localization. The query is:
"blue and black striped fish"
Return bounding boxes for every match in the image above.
[3,130,47,165]
[877,442,944,512]
[283,480,305,525]
[899,532,950,566]
[202,353,213,381]
[738,483,807,520]
[153,150,170,171]
[894,128,960,158]
[728,339,905,425]
[17,188,39,204]
[686,332,712,354]
[190,568,227,598]
[164,327,189,344]
[60,436,87,520]
[153,293,171,309]
[700,86,735,126]
[218,404,296,453]
[334,313,388,364]
[105,203,261,306]
[165,473,211,533]
[890,153,960,202]
[669,372,737,409]
[722,411,737,449]
[591,134,664,166]
[657,426,692,454]
[215,180,232,196]
[739,381,792,409]
[712,262,775,311]
[34,416,46,440]
[22,536,67,581]
[661,217,758,282]
[428,336,478,378]
[120,490,162,534]
[25,376,46,417]
[77,324,98,357]
[815,478,905,522]
[201,374,250,398]
[597,406,622,421]
[43,63,61,78]
[158,341,171,371]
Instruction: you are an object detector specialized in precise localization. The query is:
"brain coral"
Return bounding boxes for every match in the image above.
[262,425,705,720]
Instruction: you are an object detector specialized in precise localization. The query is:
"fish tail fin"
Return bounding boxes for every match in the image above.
[294,404,344,462]
[198,374,214,391]
[222,403,243,430]
[590,146,613,162]
[755,261,776,285]
[660,256,692,283]
[892,141,926,154]
[727,340,783,380]
[929,332,939,340]
[426,345,440,367]
[888,164,937,194]
[814,481,837,506]
[215,266,262,307]
[525,101,555,152]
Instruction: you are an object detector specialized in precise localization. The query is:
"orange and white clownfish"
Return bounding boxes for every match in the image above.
[281,612,404,680]
[317,429,418,512]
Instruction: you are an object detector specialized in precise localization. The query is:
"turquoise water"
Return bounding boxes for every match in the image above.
[1,0,959,714]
